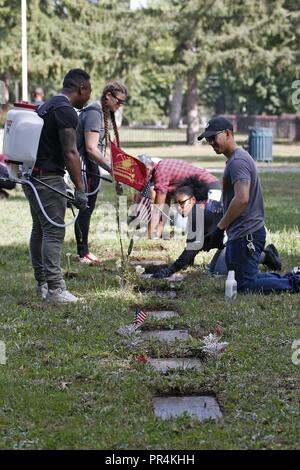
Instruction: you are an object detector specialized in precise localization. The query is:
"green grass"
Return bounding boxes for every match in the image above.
[118,132,300,169]
[0,161,300,449]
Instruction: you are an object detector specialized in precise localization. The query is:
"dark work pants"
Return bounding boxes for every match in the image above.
[75,173,100,257]
[23,176,67,290]
[226,226,298,293]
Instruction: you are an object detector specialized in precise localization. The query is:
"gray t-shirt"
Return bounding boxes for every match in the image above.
[222,147,264,240]
[76,101,105,162]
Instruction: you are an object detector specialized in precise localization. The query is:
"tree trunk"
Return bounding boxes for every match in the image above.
[0,76,9,105]
[14,80,19,102]
[186,70,199,145]
[168,76,183,129]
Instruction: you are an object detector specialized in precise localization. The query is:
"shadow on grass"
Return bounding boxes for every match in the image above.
[0,193,27,202]
[272,156,300,164]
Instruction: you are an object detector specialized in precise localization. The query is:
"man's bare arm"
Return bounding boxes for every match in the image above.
[218,179,250,230]
[59,127,84,190]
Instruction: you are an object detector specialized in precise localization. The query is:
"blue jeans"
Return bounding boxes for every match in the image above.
[226,226,298,294]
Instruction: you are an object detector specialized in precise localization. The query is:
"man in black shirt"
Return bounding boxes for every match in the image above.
[23,69,91,303]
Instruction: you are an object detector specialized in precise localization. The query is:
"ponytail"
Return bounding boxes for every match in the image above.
[174,176,209,202]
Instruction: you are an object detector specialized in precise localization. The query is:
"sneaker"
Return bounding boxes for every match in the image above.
[292,266,300,275]
[46,287,81,303]
[263,244,282,271]
[79,252,101,265]
[36,283,48,300]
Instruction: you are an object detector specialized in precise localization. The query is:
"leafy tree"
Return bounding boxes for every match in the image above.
[204,0,300,115]
[0,0,299,129]
[158,0,300,141]
[0,0,173,122]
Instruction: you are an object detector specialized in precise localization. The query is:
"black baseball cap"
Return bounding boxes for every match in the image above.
[197,116,233,140]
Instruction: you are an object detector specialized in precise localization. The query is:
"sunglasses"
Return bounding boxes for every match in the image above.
[205,130,225,143]
[111,92,126,106]
[176,197,192,207]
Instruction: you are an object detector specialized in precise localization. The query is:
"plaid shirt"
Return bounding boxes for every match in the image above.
[152,159,219,193]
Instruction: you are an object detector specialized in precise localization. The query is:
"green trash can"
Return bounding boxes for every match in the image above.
[249,127,273,162]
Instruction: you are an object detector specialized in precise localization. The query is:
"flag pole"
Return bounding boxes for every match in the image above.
[153,204,172,221]
[115,194,126,265]
[110,141,126,269]
[21,0,28,101]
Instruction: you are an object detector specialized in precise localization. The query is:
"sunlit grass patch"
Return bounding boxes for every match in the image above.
[0,166,299,449]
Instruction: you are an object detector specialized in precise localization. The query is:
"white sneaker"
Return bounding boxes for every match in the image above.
[36,283,48,300]
[46,287,81,303]
[292,266,300,275]
[79,252,101,265]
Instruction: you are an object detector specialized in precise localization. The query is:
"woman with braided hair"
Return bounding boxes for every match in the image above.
[76,80,128,264]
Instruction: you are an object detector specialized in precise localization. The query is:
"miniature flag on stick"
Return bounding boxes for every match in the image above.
[135,180,152,224]
[111,141,147,191]
[133,306,148,329]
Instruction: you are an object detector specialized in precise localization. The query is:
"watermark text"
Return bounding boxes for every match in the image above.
[291,339,300,365]
[0,341,6,365]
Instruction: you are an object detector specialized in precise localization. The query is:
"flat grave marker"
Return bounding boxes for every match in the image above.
[147,310,179,319]
[141,329,189,342]
[148,358,202,373]
[153,395,222,421]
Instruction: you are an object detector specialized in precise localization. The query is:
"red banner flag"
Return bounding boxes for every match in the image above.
[111,141,147,191]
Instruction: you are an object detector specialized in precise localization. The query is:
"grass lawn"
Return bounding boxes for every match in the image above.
[119,142,300,170]
[0,155,299,449]
[118,127,300,169]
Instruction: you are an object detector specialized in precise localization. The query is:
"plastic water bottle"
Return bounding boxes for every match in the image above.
[225,270,237,299]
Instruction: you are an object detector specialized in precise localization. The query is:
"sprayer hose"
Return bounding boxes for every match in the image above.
[24,179,79,228]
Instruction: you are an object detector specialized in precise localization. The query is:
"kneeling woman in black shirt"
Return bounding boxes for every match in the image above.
[152,176,223,278]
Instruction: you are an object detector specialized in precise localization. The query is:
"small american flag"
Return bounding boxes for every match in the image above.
[133,306,148,328]
[135,180,152,224]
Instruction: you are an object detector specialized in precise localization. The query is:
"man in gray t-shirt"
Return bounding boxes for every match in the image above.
[222,147,264,241]
[197,116,300,294]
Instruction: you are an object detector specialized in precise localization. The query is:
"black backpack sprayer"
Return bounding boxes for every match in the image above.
[0,101,113,229]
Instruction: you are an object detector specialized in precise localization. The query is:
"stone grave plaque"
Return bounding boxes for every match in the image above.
[147,310,179,319]
[153,395,222,421]
[141,330,189,342]
[141,290,177,298]
[148,358,202,373]
[156,291,177,299]
[140,273,184,282]
[130,260,166,267]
